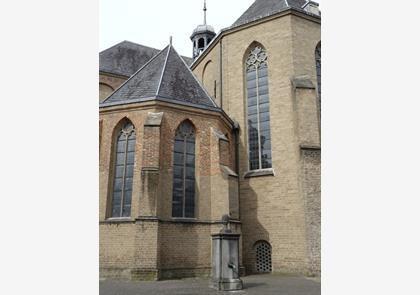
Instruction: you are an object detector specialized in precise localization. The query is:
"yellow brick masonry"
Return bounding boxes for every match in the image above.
[192,11,321,275]
[99,101,241,280]
[99,9,320,279]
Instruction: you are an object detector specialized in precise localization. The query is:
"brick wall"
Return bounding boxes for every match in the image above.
[99,102,240,279]
[99,10,321,280]
[99,73,127,102]
[192,12,321,275]
[301,148,321,276]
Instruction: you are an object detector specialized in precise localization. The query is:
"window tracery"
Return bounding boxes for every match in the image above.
[172,121,196,218]
[246,46,272,171]
[110,120,136,218]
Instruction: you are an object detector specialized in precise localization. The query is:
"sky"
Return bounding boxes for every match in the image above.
[100,0,321,57]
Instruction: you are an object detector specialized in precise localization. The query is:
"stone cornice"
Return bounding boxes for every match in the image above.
[99,100,235,130]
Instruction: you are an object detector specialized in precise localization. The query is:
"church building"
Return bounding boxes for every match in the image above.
[99,0,321,280]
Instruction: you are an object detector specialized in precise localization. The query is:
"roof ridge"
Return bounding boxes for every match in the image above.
[101,45,169,104]
[170,45,218,108]
[99,40,126,55]
[156,44,172,96]
[121,40,161,52]
[99,40,160,55]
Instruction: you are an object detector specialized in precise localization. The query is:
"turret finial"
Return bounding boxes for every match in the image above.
[169,36,172,45]
[203,0,207,25]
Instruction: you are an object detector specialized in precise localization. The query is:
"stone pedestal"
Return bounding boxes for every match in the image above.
[210,232,243,291]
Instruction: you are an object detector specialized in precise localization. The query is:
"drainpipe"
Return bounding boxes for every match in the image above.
[233,120,240,219]
[219,38,223,109]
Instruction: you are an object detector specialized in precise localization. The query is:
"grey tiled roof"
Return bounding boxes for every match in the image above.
[99,41,159,77]
[232,0,309,28]
[101,44,218,110]
[100,41,193,77]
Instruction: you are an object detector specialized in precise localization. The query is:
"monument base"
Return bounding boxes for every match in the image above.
[210,278,243,291]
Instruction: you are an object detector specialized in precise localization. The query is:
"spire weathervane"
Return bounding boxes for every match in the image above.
[203,0,207,25]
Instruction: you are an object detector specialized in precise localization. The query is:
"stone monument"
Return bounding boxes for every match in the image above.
[210,215,243,291]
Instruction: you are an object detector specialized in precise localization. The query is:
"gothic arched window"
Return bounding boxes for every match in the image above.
[246,45,272,171]
[110,119,136,218]
[172,121,196,218]
[315,42,321,106]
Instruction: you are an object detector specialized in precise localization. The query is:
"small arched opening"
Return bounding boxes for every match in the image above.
[254,240,272,273]
[198,38,205,49]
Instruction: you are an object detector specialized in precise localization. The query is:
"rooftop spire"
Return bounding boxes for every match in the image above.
[203,0,207,25]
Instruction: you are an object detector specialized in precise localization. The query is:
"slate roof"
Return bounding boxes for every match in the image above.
[232,0,309,28]
[100,44,218,110]
[100,41,193,77]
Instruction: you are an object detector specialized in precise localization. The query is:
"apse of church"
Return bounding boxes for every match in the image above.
[99,0,320,280]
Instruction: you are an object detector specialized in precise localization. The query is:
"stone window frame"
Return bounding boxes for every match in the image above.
[244,43,274,174]
[107,118,136,219]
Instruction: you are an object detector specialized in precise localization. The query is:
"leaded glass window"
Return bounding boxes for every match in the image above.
[315,43,321,108]
[172,121,196,218]
[246,46,272,171]
[111,120,136,218]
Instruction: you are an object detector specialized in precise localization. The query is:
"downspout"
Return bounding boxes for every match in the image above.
[233,120,240,220]
[219,38,223,109]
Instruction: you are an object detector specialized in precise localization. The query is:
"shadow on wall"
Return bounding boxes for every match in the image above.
[239,141,271,275]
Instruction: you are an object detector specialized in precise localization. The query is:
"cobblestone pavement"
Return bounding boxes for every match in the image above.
[100,274,321,295]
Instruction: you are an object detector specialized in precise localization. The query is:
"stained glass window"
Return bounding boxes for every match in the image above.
[246,46,272,171]
[172,121,196,218]
[111,120,136,218]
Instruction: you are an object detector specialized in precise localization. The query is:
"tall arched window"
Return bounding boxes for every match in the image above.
[172,121,196,218]
[246,45,272,171]
[111,119,136,218]
[315,42,321,107]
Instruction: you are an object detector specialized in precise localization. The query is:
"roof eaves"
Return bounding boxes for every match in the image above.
[99,96,235,128]
[99,96,157,108]
[100,46,169,104]
[155,95,220,111]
